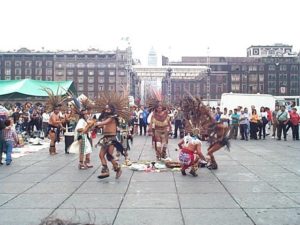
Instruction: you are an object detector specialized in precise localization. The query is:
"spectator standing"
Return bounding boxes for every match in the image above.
[229,108,239,139]
[239,109,249,141]
[272,105,279,138]
[276,105,289,141]
[1,119,18,165]
[258,107,268,139]
[138,106,148,136]
[220,107,230,127]
[250,109,259,140]
[173,107,184,138]
[289,108,300,140]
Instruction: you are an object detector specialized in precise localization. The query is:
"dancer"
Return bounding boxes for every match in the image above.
[74,109,95,169]
[178,128,206,176]
[181,94,230,170]
[95,91,130,179]
[42,87,68,155]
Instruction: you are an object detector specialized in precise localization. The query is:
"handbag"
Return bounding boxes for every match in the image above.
[262,117,268,125]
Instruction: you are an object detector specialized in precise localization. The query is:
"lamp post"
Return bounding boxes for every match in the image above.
[166,68,172,104]
[206,67,211,106]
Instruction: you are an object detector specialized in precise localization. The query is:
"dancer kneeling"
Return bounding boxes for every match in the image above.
[178,129,206,176]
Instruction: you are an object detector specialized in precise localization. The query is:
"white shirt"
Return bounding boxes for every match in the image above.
[42,112,50,123]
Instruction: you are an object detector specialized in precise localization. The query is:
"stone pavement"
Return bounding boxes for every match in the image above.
[0,135,300,225]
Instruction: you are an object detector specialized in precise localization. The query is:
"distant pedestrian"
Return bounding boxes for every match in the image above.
[289,108,300,140]
[276,105,289,141]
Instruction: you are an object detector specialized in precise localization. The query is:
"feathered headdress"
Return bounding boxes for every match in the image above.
[181,92,229,148]
[181,92,215,134]
[146,89,168,112]
[95,91,130,121]
[41,87,68,113]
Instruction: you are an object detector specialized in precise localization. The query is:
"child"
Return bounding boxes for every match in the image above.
[1,119,18,165]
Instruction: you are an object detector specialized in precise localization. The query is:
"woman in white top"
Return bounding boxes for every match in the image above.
[258,106,268,139]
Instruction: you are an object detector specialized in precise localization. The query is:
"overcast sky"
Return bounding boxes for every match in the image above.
[1,0,299,64]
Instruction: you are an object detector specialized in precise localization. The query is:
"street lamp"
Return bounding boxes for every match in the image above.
[166,68,172,104]
[206,67,211,106]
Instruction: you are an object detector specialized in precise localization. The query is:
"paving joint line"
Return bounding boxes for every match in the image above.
[111,135,149,225]
[0,155,78,208]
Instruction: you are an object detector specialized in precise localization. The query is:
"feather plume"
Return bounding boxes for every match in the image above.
[41,87,68,112]
[95,91,130,121]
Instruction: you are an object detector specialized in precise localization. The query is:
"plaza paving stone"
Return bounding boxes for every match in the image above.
[0,135,299,225]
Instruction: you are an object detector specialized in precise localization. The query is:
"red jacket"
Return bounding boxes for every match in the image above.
[266,109,272,121]
[289,112,300,126]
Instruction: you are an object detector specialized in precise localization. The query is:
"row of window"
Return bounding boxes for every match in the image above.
[4,76,52,81]
[2,61,128,69]
[268,88,298,95]
[57,62,126,69]
[231,84,264,92]
[3,69,126,76]
[4,61,52,67]
[61,70,126,76]
[75,76,127,84]
[231,65,299,72]
[77,85,116,92]
[4,68,52,76]
[231,74,264,82]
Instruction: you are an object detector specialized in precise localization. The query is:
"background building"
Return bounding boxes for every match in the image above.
[247,44,295,57]
[0,47,140,100]
[161,45,300,104]
[148,47,158,66]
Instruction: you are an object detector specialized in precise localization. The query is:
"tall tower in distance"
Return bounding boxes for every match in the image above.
[148,47,157,66]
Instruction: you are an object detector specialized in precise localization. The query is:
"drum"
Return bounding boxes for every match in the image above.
[64,132,75,154]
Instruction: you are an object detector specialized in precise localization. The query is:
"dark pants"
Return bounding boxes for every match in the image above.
[286,121,292,133]
[174,120,183,138]
[0,132,4,163]
[250,122,258,139]
[139,120,147,135]
[277,121,287,140]
[229,124,239,139]
[240,124,248,140]
[258,122,267,139]
[291,124,299,140]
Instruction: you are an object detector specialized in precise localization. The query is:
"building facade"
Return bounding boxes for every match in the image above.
[148,47,158,66]
[162,54,300,104]
[0,48,140,99]
[247,44,294,57]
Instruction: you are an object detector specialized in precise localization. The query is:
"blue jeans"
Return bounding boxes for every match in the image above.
[4,140,13,163]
